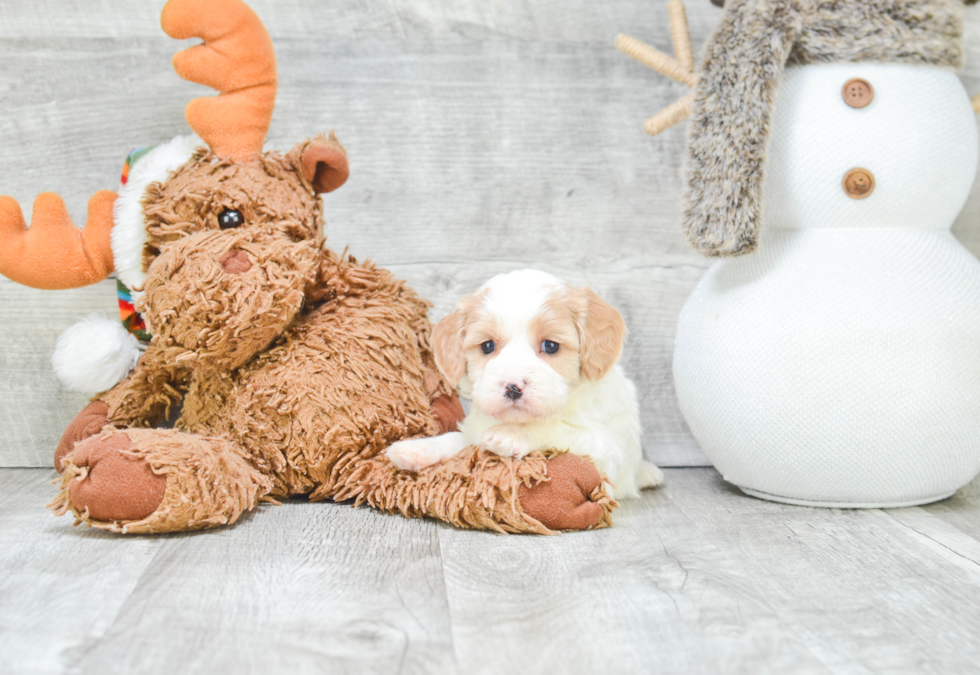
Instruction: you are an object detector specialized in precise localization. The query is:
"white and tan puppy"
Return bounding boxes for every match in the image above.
[386,269,663,499]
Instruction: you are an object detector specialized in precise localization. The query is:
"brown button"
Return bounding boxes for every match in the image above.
[842,78,874,108]
[843,168,875,199]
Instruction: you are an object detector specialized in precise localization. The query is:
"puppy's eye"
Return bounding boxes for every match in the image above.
[218,209,245,229]
[541,340,559,354]
[480,341,495,355]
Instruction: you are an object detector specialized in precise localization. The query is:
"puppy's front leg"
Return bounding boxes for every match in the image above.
[481,424,534,459]
[386,432,470,472]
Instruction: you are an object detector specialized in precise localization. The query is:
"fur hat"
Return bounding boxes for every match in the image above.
[684,0,974,256]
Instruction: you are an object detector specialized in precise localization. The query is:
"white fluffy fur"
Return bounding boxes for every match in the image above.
[111,134,201,292]
[51,314,143,395]
[386,269,663,499]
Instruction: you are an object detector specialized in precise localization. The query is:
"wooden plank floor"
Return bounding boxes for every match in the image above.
[3,468,980,674]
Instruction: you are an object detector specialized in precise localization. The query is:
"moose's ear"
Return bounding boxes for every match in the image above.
[296,131,349,194]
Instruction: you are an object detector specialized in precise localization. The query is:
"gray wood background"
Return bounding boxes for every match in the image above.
[3,0,980,468]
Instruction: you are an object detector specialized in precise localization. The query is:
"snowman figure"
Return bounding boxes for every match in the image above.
[619,0,980,506]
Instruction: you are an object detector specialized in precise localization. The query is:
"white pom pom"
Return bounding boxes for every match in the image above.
[51,315,143,394]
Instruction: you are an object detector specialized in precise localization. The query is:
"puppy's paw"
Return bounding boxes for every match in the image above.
[481,425,530,459]
[386,438,444,473]
[638,461,665,489]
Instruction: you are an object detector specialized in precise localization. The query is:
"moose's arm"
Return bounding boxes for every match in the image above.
[99,346,190,429]
[54,346,189,471]
[306,248,464,434]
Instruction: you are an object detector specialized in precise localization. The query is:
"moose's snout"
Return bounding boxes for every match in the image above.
[219,249,252,275]
[505,383,523,401]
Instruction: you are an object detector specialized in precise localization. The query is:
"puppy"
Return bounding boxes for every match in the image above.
[386,269,663,499]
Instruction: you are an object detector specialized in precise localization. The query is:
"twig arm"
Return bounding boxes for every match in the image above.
[667,0,694,72]
[615,33,697,88]
[644,92,695,136]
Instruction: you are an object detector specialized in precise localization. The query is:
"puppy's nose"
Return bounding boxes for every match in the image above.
[219,248,252,275]
[505,383,523,401]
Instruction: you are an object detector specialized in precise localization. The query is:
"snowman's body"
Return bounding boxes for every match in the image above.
[674,63,980,507]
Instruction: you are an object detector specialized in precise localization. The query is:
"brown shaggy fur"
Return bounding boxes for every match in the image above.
[51,145,612,533]
[685,0,967,257]
[141,144,323,270]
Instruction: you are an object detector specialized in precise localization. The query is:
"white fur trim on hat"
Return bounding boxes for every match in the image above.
[111,134,202,291]
[51,315,144,395]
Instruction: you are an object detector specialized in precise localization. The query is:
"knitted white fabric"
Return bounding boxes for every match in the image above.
[764,65,976,232]
[673,64,980,506]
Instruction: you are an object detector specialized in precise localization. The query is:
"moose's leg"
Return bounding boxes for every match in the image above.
[51,428,273,534]
[333,446,616,534]
[54,345,190,471]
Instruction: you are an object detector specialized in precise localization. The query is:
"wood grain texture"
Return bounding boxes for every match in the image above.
[0,469,456,675]
[0,469,163,674]
[440,469,980,675]
[2,0,980,468]
[7,467,980,674]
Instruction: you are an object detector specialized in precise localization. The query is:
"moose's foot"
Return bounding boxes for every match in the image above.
[61,431,167,523]
[55,401,110,472]
[52,428,273,534]
[519,453,615,531]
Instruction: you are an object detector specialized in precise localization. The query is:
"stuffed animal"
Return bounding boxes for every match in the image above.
[0,0,613,534]
[618,0,980,506]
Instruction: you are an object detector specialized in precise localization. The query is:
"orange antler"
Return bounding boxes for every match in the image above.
[0,191,116,289]
[161,0,277,162]
[616,0,698,136]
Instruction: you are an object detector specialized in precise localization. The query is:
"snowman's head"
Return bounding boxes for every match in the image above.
[681,0,975,256]
[761,63,978,234]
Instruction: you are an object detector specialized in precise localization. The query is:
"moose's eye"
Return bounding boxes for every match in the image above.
[218,209,244,229]
[480,341,495,355]
[541,340,559,354]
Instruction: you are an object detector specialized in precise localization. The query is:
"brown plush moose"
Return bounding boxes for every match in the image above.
[0,0,612,534]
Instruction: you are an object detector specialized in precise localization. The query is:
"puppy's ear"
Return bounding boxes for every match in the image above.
[432,307,468,387]
[575,287,626,381]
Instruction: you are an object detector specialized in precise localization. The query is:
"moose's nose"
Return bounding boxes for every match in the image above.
[505,383,523,401]
[219,249,252,275]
